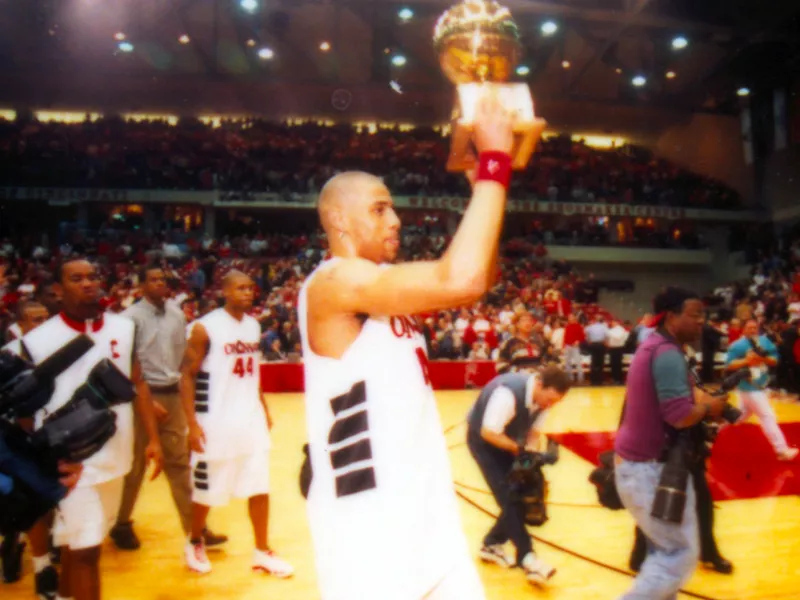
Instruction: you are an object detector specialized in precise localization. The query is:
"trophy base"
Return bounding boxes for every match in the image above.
[445,82,546,173]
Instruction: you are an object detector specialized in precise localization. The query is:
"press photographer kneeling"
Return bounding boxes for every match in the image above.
[466,365,571,586]
[614,288,730,600]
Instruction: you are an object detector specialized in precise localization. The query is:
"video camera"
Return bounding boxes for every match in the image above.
[651,369,746,524]
[0,336,136,536]
[508,439,559,526]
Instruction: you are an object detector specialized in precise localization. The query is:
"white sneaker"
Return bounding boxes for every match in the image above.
[778,447,799,461]
[478,544,513,568]
[184,540,212,574]
[252,549,294,578]
[521,552,556,585]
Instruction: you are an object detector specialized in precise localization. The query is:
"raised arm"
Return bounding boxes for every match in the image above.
[311,95,515,317]
[179,322,210,453]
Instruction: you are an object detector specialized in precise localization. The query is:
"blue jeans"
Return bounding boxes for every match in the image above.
[615,459,699,600]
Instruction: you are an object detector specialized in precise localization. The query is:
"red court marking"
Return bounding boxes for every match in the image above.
[550,423,800,501]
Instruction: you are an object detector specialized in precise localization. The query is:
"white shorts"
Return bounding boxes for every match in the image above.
[423,553,486,600]
[52,478,124,551]
[191,451,270,507]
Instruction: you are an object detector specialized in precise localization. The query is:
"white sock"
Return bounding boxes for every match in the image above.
[32,554,51,574]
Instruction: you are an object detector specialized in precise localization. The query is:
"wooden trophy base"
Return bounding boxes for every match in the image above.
[445,82,546,172]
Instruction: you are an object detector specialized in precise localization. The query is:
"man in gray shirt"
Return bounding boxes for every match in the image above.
[111,266,227,550]
[584,316,609,386]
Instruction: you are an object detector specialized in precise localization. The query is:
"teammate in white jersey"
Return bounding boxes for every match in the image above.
[180,271,293,577]
[298,93,516,600]
[21,259,164,600]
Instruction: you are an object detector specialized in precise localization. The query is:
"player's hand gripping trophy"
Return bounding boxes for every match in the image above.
[434,0,546,172]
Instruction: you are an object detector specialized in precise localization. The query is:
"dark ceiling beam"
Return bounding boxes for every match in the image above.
[340,0,747,36]
[565,0,653,94]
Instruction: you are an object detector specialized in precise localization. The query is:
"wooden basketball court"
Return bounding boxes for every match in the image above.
[4,388,800,599]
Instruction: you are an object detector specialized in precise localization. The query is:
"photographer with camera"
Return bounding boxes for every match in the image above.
[614,287,728,599]
[725,319,798,461]
[466,365,571,585]
[19,259,164,600]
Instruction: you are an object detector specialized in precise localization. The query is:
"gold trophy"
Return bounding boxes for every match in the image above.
[434,0,546,172]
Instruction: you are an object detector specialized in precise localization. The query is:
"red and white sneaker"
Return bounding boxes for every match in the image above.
[252,549,294,578]
[778,447,799,461]
[184,540,212,574]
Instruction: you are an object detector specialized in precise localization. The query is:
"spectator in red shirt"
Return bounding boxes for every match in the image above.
[563,314,586,384]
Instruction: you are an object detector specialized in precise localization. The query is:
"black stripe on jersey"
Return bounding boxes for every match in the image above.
[330,438,373,470]
[196,461,208,471]
[194,470,208,481]
[195,380,209,392]
[330,381,366,417]
[335,467,376,498]
[194,481,209,491]
[195,403,209,414]
[197,371,210,382]
[328,410,369,445]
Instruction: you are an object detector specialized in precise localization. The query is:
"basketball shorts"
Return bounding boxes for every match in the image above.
[52,477,124,551]
[191,451,270,507]
[423,553,486,600]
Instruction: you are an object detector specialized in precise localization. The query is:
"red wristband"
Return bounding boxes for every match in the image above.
[476,151,512,189]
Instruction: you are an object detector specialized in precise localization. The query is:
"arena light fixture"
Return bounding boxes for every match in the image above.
[240,0,258,13]
[319,41,331,52]
[258,47,274,60]
[118,41,134,53]
[737,87,750,97]
[398,7,414,21]
[391,54,407,67]
[516,64,530,76]
[615,67,623,74]
[114,32,126,41]
[541,20,558,36]
[179,34,190,44]
[671,36,688,50]
[246,39,256,47]
[561,60,571,69]
[632,75,646,87]
[666,70,676,79]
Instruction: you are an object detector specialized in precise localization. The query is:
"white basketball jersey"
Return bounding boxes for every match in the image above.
[191,308,269,460]
[298,259,469,599]
[22,313,135,487]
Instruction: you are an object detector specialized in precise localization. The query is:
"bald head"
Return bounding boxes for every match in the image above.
[317,171,400,263]
[223,269,251,290]
[223,270,255,315]
[318,171,386,234]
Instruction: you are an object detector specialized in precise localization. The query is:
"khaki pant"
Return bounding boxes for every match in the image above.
[117,391,192,534]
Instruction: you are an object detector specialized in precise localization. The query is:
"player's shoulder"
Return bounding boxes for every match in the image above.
[308,257,380,292]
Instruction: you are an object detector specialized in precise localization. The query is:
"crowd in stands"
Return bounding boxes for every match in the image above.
[4,219,800,397]
[0,116,742,210]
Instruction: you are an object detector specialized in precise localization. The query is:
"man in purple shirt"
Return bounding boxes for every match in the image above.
[614,288,726,599]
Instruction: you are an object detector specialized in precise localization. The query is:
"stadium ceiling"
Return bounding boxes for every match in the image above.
[1,0,799,115]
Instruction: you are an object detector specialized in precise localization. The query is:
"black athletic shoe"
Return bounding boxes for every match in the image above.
[1,534,25,583]
[110,522,141,551]
[202,529,229,548]
[35,565,59,600]
[702,555,733,575]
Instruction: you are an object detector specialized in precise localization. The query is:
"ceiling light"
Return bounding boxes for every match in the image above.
[562,60,571,69]
[516,65,530,76]
[118,41,134,53]
[258,47,274,60]
[179,34,190,44]
[666,70,676,79]
[615,67,622,74]
[398,7,414,21]
[246,39,256,47]
[541,21,558,36]
[737,87,750,97]
[319,41,331,52]
[114,32,126,41]
[240,0,258,13]
[671,36,688,50]
[632,75,646,87]
[390,80,403,94]
[392,54,407,67]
